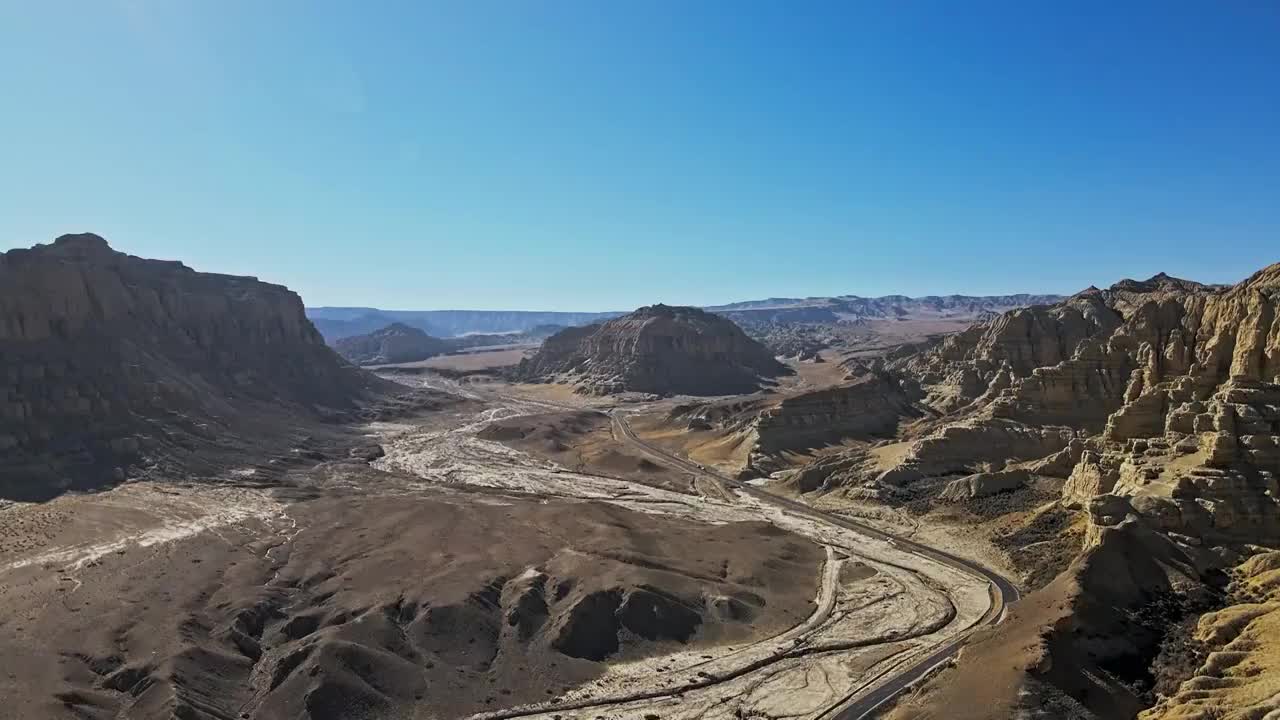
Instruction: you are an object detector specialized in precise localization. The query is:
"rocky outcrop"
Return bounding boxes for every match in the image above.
[1140,551,1280,720]
[516,304,787,396]
[0,233,391,499]
[904,419,1078,476]
[938,469,1029,501]
[777,418,1079,500]
[859,263,1280,720]
[333,323,451,365]
[807,267,1280,516]
[887,277,1222,426]
[752,373,918,454]
[1024,438,1088,478]
[1053,265,1280,543]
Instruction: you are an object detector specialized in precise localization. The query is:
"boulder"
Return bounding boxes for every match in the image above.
[1086,493,1134,526]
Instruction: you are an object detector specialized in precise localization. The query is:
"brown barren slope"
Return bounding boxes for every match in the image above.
[0,479,821,720]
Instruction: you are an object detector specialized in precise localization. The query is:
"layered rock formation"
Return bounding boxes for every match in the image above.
[333,322,451,365]
[938,468,1030,501]
[752,373,918,454]
[1056,265,1280,544]
[811,264,1280,719]
[810,269,1280,520]
[0,233,391,499]
[516,304,787,396]
[656,373,921,480]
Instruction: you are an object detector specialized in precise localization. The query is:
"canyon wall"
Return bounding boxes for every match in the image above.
[0,233,390,499]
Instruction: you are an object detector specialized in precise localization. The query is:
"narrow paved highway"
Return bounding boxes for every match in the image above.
[608,410,1020,719]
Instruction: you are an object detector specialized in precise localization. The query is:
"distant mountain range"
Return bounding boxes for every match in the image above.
[305,308,622,342]
[332,322,567,366]
[307,293,1064,341]
[705,293,1065,325]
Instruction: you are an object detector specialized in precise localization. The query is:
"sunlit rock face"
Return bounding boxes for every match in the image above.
[518,304,787,396]
[794,263,1280,545]
[752,373,918,454]
[1059,265,1280,543]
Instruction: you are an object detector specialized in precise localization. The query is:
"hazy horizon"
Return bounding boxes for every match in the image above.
[3,3,1277,311]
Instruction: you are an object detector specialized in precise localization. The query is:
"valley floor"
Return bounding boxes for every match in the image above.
[0,375,1006,720]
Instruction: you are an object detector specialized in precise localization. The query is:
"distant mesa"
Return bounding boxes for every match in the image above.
[333,322,451,365]
[517,304,788,396]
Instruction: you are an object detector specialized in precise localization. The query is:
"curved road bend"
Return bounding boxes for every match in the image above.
[607,410,1021,719]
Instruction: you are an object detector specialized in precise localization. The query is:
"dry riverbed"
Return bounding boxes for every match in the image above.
[0,376,991,720]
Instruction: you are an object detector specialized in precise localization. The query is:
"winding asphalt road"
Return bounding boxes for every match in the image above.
[607,410,1021,719]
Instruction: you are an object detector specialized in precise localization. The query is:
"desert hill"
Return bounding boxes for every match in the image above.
[0,233,397,500]
[516,304,788,396]
[333,322,452,365]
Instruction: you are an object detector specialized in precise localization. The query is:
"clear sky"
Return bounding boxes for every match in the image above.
[2,2,1277,311]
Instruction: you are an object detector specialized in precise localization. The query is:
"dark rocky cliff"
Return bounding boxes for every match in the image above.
[0,233,391,499]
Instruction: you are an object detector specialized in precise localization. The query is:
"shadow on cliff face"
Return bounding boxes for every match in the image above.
[889,513,1227,720]
[0,233,441,501]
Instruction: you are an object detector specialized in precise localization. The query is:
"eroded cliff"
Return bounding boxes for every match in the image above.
[0,234,392,499]
[828,264,1280,719]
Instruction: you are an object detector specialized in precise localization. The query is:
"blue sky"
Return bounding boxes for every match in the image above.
[2,2,1277,311]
